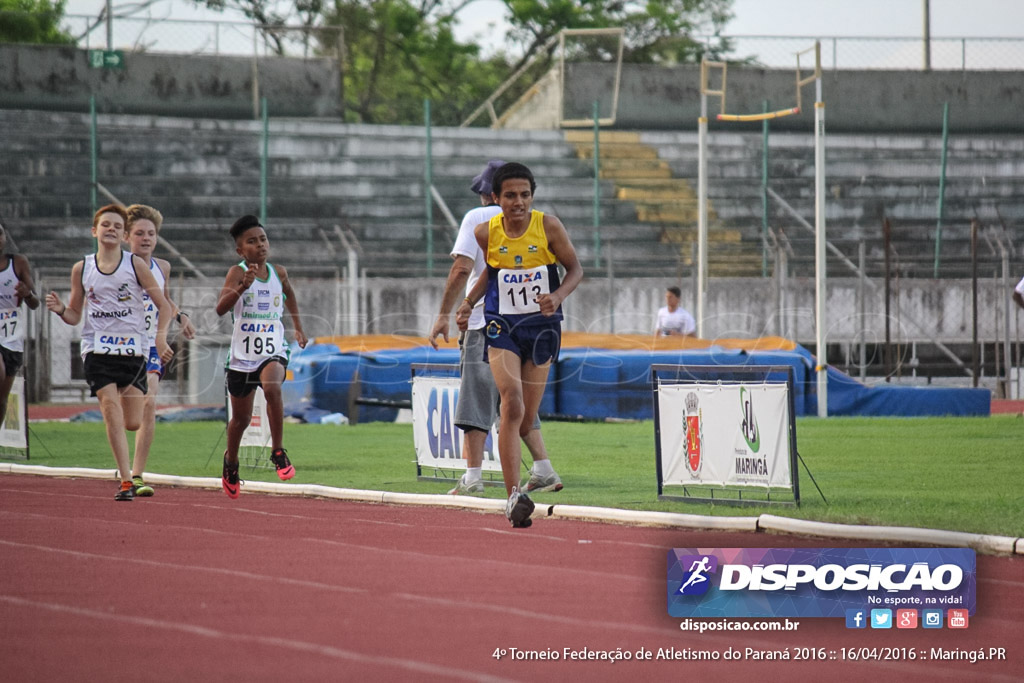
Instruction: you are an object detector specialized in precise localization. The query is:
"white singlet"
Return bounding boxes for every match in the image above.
[141,258,166,348]
[228,262,286,373]
[79,252,148,358]
[0,259,26,351]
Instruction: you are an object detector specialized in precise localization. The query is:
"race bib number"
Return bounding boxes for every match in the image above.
[498,266,550,315]
[0,309,23,342]
[235,320,283,361]
[143,297,156,335]
[94,332,144,356]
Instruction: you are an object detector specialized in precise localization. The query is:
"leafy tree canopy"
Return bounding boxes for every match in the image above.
[0,0,76,45]
[192,0,734,124]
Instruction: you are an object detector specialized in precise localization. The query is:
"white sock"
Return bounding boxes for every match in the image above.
[531,459,553,476]
[465,467,482,483]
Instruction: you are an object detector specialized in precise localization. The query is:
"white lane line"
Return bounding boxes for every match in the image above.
[0,539,367,596]
[0,509,655,584]
[0,595,520,683]
[0,485,728,551]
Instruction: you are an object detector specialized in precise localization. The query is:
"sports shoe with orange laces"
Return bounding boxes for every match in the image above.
[114,481,134,501]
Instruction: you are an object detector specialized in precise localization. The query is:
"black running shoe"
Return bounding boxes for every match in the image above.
[114,482,134,501]
[505,487,535,528]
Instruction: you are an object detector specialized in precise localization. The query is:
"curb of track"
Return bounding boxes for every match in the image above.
[2,463,1021,555]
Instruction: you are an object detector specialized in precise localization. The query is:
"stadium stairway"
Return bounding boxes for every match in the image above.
[563,130,762,277]
[640,130,1024,279]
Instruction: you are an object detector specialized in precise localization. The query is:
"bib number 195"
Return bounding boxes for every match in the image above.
[242,336,276,356]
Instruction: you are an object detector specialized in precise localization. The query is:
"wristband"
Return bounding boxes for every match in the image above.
[463,297,474,307]
[176,311,189,323]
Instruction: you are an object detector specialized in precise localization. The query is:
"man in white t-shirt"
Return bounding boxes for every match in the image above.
[428,160,562,497]
[654,286,696,338]
[1014,276,1024,310]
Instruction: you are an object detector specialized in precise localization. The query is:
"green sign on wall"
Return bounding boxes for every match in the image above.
[88,50,125,69]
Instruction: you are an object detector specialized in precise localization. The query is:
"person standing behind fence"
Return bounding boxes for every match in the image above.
[215,215,307,499]
[0,223,40,429]
[1014,276,1024,310]
[45,205,174,501]
[455,162,583,528]
[123,204,196,497]
[654,286,696,338]
[428,160,563,496]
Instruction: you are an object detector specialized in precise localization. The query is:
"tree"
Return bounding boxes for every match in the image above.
[194,0,510,124]
[503,0,734,72]
[325,0,509,124]
[190,0,735,124]
[0,0,76,45]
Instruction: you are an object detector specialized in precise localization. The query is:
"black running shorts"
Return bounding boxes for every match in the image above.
[83,353,148,397]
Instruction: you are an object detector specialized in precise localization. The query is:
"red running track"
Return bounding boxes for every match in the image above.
[0,474,1020,682]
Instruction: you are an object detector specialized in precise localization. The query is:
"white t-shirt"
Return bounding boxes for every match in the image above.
[1015,276,1024,296]
[655,306,696,337]
[452,204,503,331]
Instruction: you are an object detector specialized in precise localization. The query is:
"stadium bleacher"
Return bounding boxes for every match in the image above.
[3,109,1018,285]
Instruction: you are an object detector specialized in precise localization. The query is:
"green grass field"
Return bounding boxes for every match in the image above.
[12,416,1024,538]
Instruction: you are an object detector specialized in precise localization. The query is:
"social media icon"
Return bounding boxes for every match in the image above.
[870,609,892,629]
[845,609,867,629]
[896,609,918,629]
[922,609,943,629]
[948,609,969,629]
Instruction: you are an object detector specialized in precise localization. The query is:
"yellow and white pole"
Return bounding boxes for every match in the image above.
[697,63,709,338]
[813,41,828,417]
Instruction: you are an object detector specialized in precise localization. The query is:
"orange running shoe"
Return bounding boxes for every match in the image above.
[270,449,295,481]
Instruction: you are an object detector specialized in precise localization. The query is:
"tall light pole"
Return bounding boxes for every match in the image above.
[923,0,931,71]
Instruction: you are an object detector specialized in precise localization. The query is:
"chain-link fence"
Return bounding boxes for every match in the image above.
[51,16,1024,69]
[702,34,1024,70]
[61,14,341,58]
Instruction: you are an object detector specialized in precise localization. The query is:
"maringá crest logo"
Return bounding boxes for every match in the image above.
[740,386,760,452]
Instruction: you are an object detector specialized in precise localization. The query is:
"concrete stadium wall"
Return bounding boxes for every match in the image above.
[517,63,1024,133]
[0,44,341,118]
[4,44,1021,131]
[39,274,1017,402]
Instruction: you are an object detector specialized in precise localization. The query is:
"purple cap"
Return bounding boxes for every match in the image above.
[470,159,506,196]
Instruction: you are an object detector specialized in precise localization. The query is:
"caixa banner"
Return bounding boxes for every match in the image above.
[411,373,501,473]
[667,548,976,618]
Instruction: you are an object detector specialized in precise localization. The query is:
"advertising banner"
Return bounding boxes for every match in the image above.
[658,382,792,489]
[0,376,26,450]
[411,375,501,473]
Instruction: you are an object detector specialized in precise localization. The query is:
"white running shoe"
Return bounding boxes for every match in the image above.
[448,474,484,495]
[524,469,563,493]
